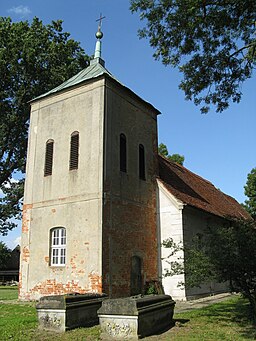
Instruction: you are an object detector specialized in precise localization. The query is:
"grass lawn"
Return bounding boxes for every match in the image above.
[171,297,256,340]
[0,287,256,340]
[0,301,100,341]
[0,285,19,300]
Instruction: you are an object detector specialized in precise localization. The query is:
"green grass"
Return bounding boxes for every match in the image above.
[0,287,256,340]
[171,296,256,340]
[0,303,38,341]
[0,301,101,341]
[0,286,18,300]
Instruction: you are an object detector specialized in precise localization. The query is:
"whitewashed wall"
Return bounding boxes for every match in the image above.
[156,180,186,300]
[157,180,228,301]
[183,206,229,299]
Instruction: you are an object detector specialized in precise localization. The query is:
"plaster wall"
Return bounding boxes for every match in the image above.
[102,79,159,297]
[20,79,105,300]
[157,181,186,300]
[157,183,228,300]
[183,206,229,299]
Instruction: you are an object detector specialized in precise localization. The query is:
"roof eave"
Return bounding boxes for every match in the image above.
[29,73,106,105]
[29,72,162,116]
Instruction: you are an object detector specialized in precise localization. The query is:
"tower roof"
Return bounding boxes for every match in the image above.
[32,16,113,102]
[30,20,161,115]
[31,60,120,102]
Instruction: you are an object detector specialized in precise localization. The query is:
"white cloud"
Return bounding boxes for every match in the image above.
[8,5,31,18]
[4,178,19,189]
[0,178,19,196]
[0,222,22,249]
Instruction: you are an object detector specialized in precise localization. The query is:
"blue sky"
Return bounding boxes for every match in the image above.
[1,0,255,248]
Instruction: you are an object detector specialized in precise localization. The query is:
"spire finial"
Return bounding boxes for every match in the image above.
[96,13,105,36]
[93,14,106,61]
[95,13,105,40]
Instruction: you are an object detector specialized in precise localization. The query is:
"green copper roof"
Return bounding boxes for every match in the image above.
[32,58,121,102]
[31,58,160,114]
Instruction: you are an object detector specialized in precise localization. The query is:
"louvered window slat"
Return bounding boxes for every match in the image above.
[44,140,54,176]
[69,132,79,170]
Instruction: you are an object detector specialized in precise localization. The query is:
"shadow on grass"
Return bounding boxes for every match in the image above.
[173,318,190,325]
[188,296,256,340]
[141,318,190,339]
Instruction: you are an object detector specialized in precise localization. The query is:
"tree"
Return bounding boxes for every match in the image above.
[163,235,216,289]
[158,142,184,165]
[163,220,256,322]
[130,1,256,113]
[0,242,11,269]
[0,17,89,235]
[244,168,256,220]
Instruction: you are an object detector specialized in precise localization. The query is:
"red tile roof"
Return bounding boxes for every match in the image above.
[158,154,251,220]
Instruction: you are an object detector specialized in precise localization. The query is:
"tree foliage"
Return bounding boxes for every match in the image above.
[0,17,89,235]
[158,142,184,165]
[244,168,256,220]
[163,220,256,321]
[130,0,256,113]
[0,242,11,269]
[163,235,215,289]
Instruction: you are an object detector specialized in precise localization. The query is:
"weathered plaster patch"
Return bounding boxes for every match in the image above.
[88,272,102,293]
[22,204,33,233]
[21,279,90,300]
[22,246,30,262]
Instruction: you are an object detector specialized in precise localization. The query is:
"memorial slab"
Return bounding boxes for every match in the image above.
[36,293,107,332]
[98,294,175,339]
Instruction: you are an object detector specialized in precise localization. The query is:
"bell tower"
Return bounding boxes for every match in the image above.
[19,21,160,300]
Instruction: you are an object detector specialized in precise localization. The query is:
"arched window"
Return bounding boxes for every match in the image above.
[69,131,79,170]
[50,227,66,266]
[139,144,145,180]
[44,139,54,176]
[120,133,127,172]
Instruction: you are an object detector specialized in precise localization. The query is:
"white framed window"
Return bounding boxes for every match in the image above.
[50,227,66,266]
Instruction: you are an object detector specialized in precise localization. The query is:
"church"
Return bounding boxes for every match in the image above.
[19,24,249,301]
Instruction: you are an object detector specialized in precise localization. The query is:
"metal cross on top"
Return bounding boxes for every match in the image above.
[96,13,106,30]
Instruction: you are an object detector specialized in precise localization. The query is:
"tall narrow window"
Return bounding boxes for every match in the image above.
[69,131,79,170]
[131,256,142,296]
[120,133,127,172]
[50,227,66,266]
[139,144,145,180]
[44,139,54,176]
